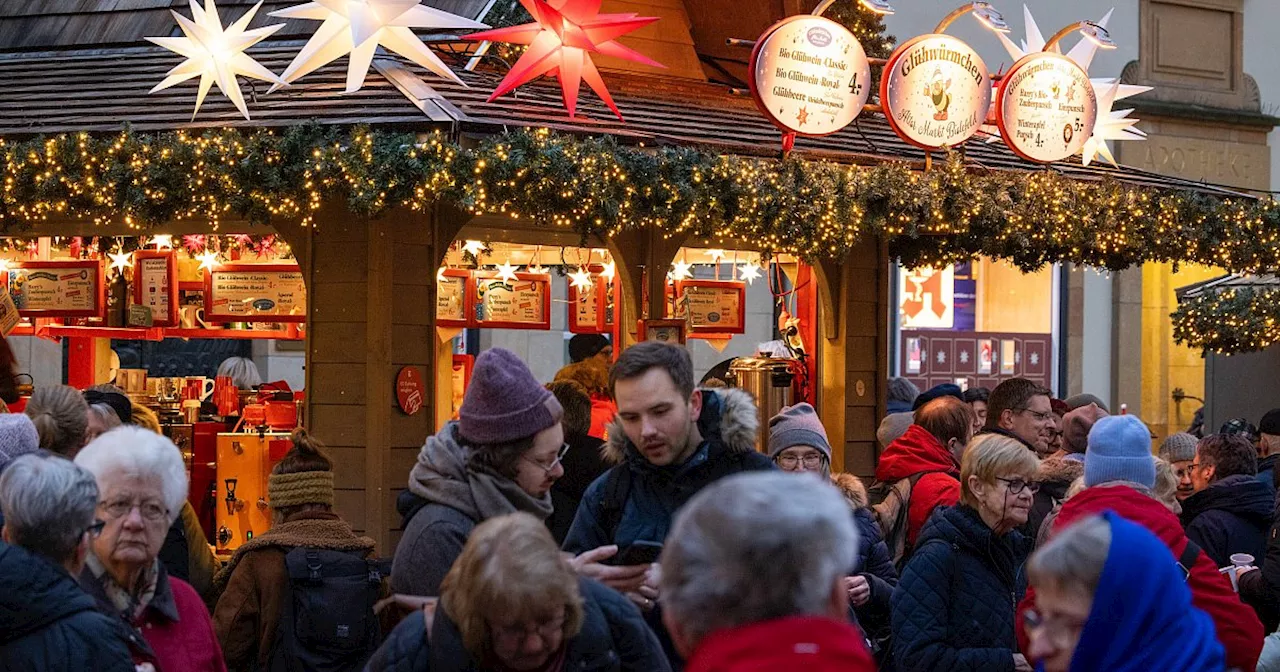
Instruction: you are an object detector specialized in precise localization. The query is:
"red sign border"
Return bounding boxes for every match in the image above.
[880,33,992,151]
[436,268,475,328]
[472,271,553,331]
[132,250,179,327]
[673,279,747,335]
[4,259,105,319]
[204,263,307,324]
[995,51,1095,164]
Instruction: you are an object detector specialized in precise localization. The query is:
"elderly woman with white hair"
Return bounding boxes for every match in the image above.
[75,426,227,672]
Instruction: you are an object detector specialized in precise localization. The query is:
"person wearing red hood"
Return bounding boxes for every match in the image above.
[660,472,875,672]
[875,396,972,551]
[1017,414,1264,672]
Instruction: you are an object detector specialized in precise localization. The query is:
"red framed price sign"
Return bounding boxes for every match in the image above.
[4,260,105,319]
[436,269,474,328]
[133,250,179,327]
[473,272,552,330]
[568,265,616,334]
[204,263,306,323]
[639,318,686,345]
[673,279,746,335]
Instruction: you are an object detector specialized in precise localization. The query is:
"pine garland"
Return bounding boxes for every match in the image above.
[1172,286,1280,355]
[3,124,1279,276]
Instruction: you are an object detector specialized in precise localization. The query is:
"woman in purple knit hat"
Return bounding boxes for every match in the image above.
[391,348,567,597]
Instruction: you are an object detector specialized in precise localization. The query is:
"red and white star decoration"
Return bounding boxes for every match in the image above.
[464,0,664,120]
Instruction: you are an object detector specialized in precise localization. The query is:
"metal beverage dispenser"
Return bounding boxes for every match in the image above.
[726,357,795,452]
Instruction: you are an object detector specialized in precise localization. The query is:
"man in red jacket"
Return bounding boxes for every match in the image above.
[1018,415,1264,672]
[875,396,971,548]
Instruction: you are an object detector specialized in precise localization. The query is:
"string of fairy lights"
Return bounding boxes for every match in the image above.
[1171,286,1280,355]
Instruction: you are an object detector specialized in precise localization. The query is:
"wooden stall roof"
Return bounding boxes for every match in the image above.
[0,37,1244,198]
[1178,274,1279,301]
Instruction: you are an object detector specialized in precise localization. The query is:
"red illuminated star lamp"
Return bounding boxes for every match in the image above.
[464,0,664,120]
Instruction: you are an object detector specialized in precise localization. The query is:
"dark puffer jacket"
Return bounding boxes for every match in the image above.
[890,505,1030,672]
[363,578,672,672]
[0,542,135,672]
[1181,474,1273,567]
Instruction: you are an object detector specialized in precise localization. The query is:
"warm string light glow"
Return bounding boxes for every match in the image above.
[1172,286,1280,355]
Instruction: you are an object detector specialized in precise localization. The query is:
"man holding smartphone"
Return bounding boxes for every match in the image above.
[563,342,775,667]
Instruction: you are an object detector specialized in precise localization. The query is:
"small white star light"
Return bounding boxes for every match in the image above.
[196,250,221,271]
[146,0,285,120]
[150,235,175,250]
[569,267,594,291]
[738,260,763,285]
[436,266,448,283]
[669,260,693,281]
[109,251,134,273]
[269,0,488,93]
[462,240,487,257]
[705,249,726,262]
[601,260,616,282]
[496,260,520,284]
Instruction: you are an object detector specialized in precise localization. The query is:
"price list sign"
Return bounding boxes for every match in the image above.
[997,52,1098,163]
[749,16,871,136]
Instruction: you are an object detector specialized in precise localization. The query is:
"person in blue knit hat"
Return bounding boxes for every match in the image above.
[1084,415,1157,489]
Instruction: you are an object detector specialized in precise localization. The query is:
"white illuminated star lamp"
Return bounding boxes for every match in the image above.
[705,249,726,262]
[269,0,488,94]
[151,235,175,250]
[569,267,594,291]
[669,260,694,281]
[146,0,286,120]
[738,260,763,285]
[601,260,616,282]
[496,260,520,284]
[462,240,487,257]
[196,250,221,271]
[436,266,448,283]
[0,259,11,273]
[526,261,547,275]
[109,251,134,273]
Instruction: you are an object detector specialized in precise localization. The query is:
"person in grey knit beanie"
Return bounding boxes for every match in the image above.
[768,403,833,476]
[1159,432,1199,502]
[0,413,40,474]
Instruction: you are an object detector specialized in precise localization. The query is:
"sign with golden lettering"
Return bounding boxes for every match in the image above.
[997,52,1097,163]
[473,272,551,330]
[5,260,104,318]
[883,35,991,150]
[205,264,306,323]
[749,15,871,136]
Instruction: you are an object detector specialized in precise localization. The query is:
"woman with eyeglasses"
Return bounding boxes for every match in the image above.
[1024,512,1223,672]
[393,348,568,598]
[74,426,226,671]
[891,433,1039,672]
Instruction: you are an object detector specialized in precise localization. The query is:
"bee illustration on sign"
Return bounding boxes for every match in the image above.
[924,68,952,121]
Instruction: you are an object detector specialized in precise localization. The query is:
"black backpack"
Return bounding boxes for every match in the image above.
[267,547,388,672]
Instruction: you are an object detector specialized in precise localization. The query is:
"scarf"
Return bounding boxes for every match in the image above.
[86,554,159,622]
[1064,511,1224,672]
[210,510,375,597]
[407,422,554,522]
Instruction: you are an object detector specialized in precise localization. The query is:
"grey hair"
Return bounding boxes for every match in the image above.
[0,453,99,564]
[216,356,263,389]
[74,426,187,523]
[659,471,856,646]
[87,403,123,431]
[1027,514,1112,597]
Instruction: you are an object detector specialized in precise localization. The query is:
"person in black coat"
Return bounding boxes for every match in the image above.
[1182,433,1272,567]
[367,512,670,672]
[544,381,609,545]
[0,454,135,671]
[831,474,899,650]
[891,434,1039,672]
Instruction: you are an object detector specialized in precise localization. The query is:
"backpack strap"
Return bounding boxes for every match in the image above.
[597,465,633,544]
[1178,539,1202,581]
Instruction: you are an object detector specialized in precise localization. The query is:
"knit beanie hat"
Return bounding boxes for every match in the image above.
[1085,415,1157,488]
[912,383,964,411]
[1063,403,1108,454]
[877,412,914,448]
[459,348,563,445]
[1066,393,1110,413]
[568,334,611,363]
[1260,409,1280,437]
[768,403,832,460]
[1158,432,1199,463]
[0,413,40,473]
[268,471,334,508]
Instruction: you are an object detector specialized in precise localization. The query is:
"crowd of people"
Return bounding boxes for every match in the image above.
[5,336,1280,672]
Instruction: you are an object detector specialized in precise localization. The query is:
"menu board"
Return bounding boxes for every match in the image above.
[674,280,746,334]
[997,52,1098,163]
[882,34,991,150]
[133,251,178,326]
[474,272,551,330]
[204,263,306,323]
[436,270,472,328]
[569,278,604,333]
[5,260,104,318]
[750,15,871,136]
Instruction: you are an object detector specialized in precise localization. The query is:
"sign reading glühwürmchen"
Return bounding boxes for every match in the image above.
[997,52,1098,163]
[882,34,991,150]
[749,15,871,136]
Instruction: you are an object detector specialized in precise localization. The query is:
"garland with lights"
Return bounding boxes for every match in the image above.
[1172,286,1280,355]
[3,124,1280,275]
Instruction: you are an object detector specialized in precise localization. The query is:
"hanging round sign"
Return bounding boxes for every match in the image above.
[881,34,992,150]
[749,15,872,136]
[996,52,1098,163]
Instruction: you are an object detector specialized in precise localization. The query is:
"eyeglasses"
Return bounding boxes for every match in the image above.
[492,615,565,645]
[776,453,826,470]
[524,444,570,474]
[995,477,1041,494]
[100,499,168,522]
[1022,609,1085,645]
[1015,408,1054,422]
[85,519,106,538]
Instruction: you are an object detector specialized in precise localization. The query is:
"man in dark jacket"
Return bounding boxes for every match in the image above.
[981,378,1056,456]
[0,454,135,671]
[1257,409,1280,490]
[1182,433,1273,567]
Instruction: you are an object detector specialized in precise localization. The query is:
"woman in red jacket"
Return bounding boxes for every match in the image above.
[874,397,972,549]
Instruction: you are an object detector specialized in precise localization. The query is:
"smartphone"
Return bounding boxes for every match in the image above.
[615,540,664,565]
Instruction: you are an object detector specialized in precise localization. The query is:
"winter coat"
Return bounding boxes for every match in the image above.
[1181,474,1273,568]
[364,578,672,672]
[1025,455,1083,543]
[1240,502,1280,632]
[212,510,379,671]
[891,504,1030,672]
[1258,454,1279,492]
[80,560,228,672]
[1020,483,1264,672]
[589,395,617,441]
[547,431,609,545]
[1068,512,1224,672]
[684,616,876,672]
[561,388,775,554]
[874,424,961,548]
[832,474,899,640]
[391,422,555,597]
[0,542,135,672]
[159,500,221,603]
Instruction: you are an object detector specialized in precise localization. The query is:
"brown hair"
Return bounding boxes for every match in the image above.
[610,342,694,399]
[546,380,592,439]
[463,426,534,481]
[986,378,1052,429]
[915,396,974,446]
[1197,433,1258,479]
[25,385,88,457]
[130,402,161,434]
[441,512,584,661]
[271,428,334,520]
[554,359,610,398]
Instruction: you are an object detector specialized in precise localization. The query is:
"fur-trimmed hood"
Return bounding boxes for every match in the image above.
[1038,455,1085,487]
[602,387,759,464]
[831,473,869,510]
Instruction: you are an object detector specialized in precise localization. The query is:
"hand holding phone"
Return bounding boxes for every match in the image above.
[615,540,664,566]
